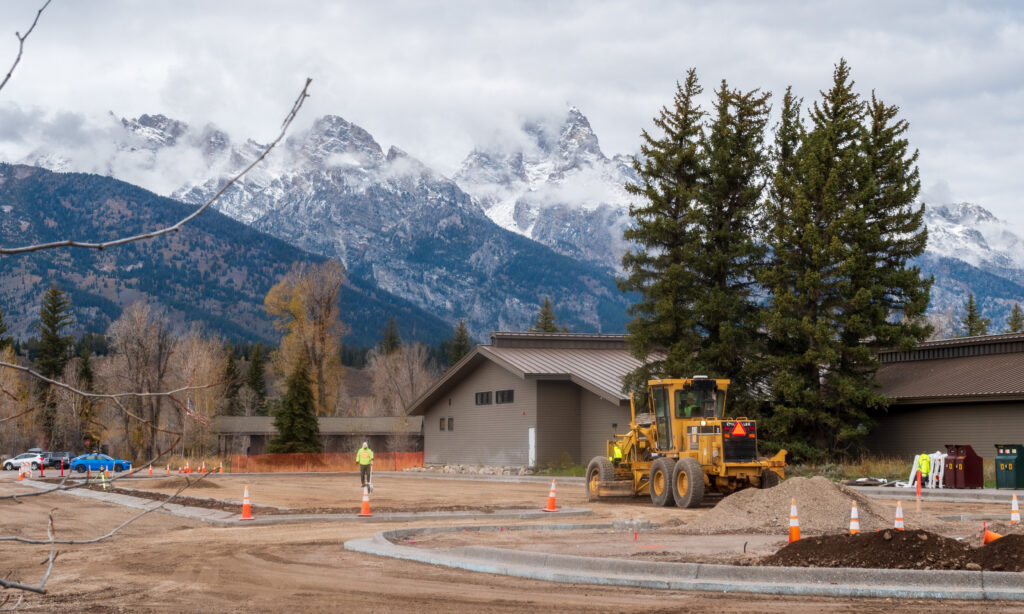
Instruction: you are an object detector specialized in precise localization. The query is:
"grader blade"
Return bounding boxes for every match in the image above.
[597,481,635,497]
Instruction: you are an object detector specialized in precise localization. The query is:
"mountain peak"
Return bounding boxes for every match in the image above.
[558,106,602,163]
[121,113,189,148]
[931,202,1000,226]
[302,115,384,162]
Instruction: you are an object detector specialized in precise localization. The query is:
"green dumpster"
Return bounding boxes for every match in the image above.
[994,444,1024,489]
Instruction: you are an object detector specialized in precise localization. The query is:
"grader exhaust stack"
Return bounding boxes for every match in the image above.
[585,376,786,508]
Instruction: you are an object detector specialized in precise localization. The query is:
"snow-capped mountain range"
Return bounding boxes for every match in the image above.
[8,107,1024,337]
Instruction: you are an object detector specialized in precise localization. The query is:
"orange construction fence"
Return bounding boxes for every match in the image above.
[229,452,423,473]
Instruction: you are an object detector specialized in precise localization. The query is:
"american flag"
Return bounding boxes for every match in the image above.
[185,397,209,425]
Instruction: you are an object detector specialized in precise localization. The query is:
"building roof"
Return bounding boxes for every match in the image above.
[407,332,652,414]
[877,333,1024,404]
[213,416,423,435]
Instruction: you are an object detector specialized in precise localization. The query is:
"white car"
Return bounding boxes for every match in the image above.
[2,453,44,471]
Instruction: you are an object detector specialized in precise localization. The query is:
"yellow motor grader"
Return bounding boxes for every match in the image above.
[586,376,786,508]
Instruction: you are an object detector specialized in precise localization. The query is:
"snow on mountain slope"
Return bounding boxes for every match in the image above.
[454,107,637,270]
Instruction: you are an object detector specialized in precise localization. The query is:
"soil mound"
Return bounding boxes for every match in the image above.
[683,476,894,535]
[760,529,972,570]
[971,534,1024,571]
[761,529,1024,572]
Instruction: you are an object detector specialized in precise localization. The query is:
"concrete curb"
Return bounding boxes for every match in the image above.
[18,479,591,525]
[850,485,1024,504]
[345,524,1024,600]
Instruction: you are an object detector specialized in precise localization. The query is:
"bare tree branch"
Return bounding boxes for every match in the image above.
[0,435,182,501]
[0,77,312,254]
[0,509,56,595]
[0,0,51,96]
[2,472,211,546]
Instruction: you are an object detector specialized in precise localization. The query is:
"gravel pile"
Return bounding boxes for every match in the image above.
[681,476,913,535]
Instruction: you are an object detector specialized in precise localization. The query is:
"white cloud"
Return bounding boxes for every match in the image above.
[0,1,1021,229]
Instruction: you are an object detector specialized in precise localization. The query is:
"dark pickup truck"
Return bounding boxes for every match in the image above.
[42,451,72,469]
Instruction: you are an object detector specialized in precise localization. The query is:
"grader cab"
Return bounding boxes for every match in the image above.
[585,376,786,508]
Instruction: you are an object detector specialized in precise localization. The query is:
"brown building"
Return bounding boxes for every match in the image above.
[213,416,423,456]
[874,333,1024,459]
[407,332,650,467]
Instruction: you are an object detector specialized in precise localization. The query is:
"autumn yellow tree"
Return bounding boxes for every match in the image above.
[265,260,347,416]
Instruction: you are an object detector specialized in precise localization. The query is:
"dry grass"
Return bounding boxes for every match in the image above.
[788,455,997,487]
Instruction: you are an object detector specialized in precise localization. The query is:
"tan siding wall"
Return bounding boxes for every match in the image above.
[536,381,581,464]
[422,361,536,465]
[871,402,1024,459]
[580,390,630,461]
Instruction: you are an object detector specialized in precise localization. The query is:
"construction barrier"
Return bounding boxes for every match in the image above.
[229,452,423,474]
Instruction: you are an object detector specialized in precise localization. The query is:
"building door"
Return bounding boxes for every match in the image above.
[528,427,536,467]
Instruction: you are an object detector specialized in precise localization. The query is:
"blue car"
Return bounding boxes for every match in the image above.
[70,453,130,473]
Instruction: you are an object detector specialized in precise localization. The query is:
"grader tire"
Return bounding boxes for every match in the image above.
[649,457,675,507]
[585,456,615,502]
[760,469,781,489]
[671,457,705,508]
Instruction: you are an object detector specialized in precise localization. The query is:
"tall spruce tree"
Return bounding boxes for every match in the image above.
[446,319,472,365]
[221,346,242,416]
[35,286,75,447]
[761,60,931,460]
[36,286,75,379]
[1006,303,1024,333]
[267,359,321,453]
[246,342,267,414]
[619,69,706,389]
[959,293,990,337]
[530,297,568,332]
[378,316,400,355]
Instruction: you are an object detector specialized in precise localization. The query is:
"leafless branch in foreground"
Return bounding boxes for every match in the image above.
[0,0,51,96]
[2,471,211,546]
[0,435,182,502]
[0,77,313,255]
[0,509,56,595]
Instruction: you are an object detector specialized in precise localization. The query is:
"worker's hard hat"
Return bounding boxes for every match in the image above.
[362,441,368,447]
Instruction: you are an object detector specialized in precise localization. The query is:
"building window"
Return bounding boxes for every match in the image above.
[475,391,492,405]
[440,417,445,431]
[448,417,454,431]
[496,389,514,404]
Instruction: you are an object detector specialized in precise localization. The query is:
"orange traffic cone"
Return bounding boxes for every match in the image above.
[849,501,860,534]
[1012,494,1020,526]
[104,469,110,479]
[240,486,254,520]
[982,522,1003,546]
[87,467,92,479]
[358,485,373,517]
[166,465,170,476]
[148,465,153,476]
[17,466,23,481]
[894,501,905,531]
[541,479,560,512]
[788,498,801,543]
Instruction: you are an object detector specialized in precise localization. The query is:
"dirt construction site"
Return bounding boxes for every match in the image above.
[3,470,1024,613]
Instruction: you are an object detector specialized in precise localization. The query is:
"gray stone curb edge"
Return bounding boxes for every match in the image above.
[344,523,1024,601]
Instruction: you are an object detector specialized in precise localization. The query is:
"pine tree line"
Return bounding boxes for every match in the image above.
[621,60,935,461]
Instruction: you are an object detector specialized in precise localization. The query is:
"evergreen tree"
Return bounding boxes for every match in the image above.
[760,60,930,460]
[267,359,321,453]
[530,297,568,333]
[246,342,267,413]
[446,319,472,365]
[378,316,400,355]
[959,293,990,337]
[619,68,706,389]
[1006,303,1024,334]
[221,345,242,416]
[0,304,11,351]
[36,285,75,379]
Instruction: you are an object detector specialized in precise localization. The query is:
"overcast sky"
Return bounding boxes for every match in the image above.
[1,1,1022,227]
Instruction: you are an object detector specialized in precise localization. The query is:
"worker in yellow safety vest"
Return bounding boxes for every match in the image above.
[916,453,930,486]
[609,444,623,466]
[356,442,374,488]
